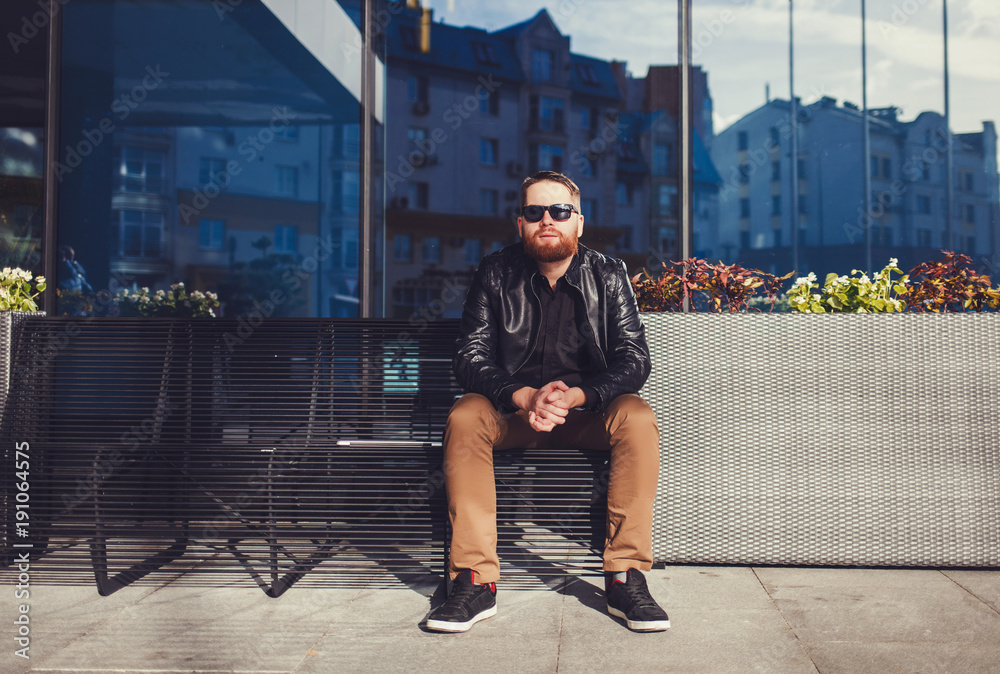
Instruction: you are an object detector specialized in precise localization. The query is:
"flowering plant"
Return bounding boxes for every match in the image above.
[787,259,908,313]
[115,283,219,318]
[788,258,909,314]
[0,267,47,312]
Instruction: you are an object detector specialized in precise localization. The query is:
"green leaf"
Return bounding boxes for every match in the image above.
[824,272,839,287]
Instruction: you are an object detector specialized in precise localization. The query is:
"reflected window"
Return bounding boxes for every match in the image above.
[771,195,781,216]
[533,144,563,172]
[917,195,931,214]
[275,125,298,142]
[771,160,780,181]
[479,188,498,215]
[534,96,565,133]
[964,204,976,224]
[917,229,931,247]
[394,233,413,262]
[480,138,498,166]
[581,198,597,221]
[118,210,163,258]
[275,166,298,198]
[333,170,360,215]
[737,131,749,151]
[116,147,164,193]
[473,41,499,67]
[199,218,225,250]
[423,236,441,263]
[479,87,499,116]
[464,238,482,265]
[199,157,226,186]
[652,143,670,176]
[400,26,420,52]
[576,63,599,87]
[408,75,428,103]
[273,225,298,254]
[533,49,553,82]
[740,198,751,219]
[409,182,429,210]
[341,124,360,159]
[616,182,631,205]
[658,185,677,217]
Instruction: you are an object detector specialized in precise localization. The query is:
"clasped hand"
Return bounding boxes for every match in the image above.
[513,381,585,432]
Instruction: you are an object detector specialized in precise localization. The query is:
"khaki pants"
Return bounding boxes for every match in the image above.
[443,392,660,582]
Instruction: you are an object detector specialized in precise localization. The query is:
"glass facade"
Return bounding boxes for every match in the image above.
[1,1,48,278]
[0,0,997,318]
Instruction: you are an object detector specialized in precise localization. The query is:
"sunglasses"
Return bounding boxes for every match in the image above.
[520,204,578,223]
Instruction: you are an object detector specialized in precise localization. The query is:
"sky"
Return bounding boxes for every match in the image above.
[424,0,1000,136]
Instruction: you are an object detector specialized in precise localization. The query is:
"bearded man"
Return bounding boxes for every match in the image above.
[425,171,668,633]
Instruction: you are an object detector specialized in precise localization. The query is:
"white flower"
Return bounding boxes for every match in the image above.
[191,290,205,300]
[859,274,870,284]
[155,290,166,299]
[889,257,899,267]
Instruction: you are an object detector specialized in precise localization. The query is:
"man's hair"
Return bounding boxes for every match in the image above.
[520,171,581,211]
[59,245,74,260]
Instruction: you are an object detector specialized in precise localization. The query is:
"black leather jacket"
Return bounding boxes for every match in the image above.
[453,243,651,413]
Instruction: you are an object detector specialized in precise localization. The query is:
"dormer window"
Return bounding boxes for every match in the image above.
[400,26,419,51]
[472,41,499,67]
[576,63,599,86]
[533,49,554,82]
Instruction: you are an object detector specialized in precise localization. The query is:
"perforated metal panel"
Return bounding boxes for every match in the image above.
[640,313,1000,567]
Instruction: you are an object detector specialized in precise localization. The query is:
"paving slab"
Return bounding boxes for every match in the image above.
[942,569,1000,614]
[556,572,818,674]
[755,568,1000,673]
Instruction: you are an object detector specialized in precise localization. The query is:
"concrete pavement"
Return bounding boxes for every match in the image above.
[2,565,999,673]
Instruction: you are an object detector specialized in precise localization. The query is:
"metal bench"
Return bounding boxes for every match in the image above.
[0,318,608,595]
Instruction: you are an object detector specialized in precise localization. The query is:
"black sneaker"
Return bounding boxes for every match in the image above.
[605,568,670,631]
[425,569,497,633]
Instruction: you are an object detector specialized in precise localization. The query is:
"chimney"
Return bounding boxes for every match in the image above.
[420,7,432,53]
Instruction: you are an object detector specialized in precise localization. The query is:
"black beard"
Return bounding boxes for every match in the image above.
[523,230,578,263]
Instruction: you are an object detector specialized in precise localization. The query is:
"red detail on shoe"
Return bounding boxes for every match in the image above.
[470,570,475,584]
[487,582,496,593]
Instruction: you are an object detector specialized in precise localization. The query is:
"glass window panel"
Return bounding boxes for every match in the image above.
[705,0,999,275]
[384,2,677,315]
[59,0,366,316]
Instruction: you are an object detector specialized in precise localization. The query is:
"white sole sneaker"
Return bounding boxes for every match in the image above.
[608,605,670,631]
[426,605,497,633]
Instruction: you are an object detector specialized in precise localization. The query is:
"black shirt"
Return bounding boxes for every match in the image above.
[511,273,597,407]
